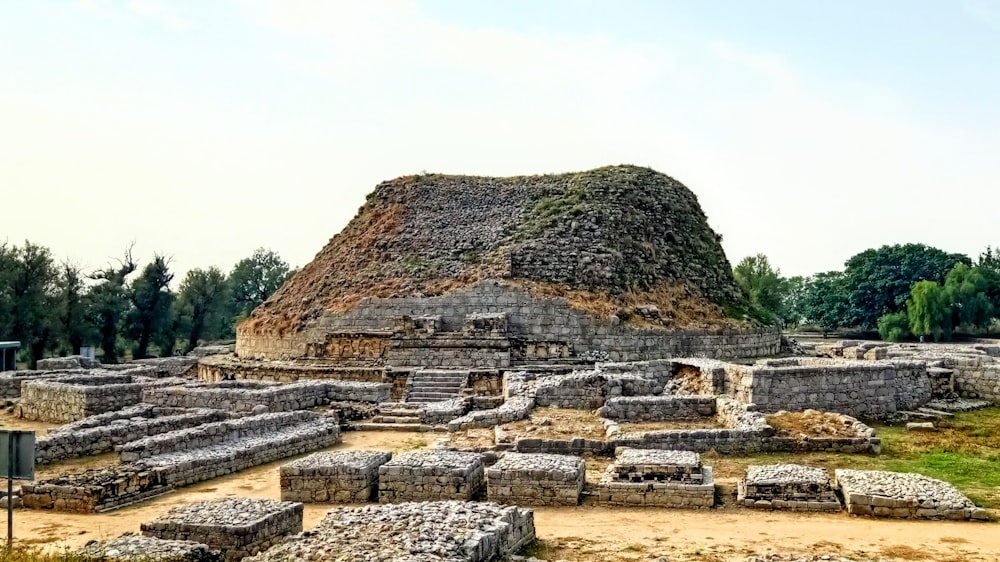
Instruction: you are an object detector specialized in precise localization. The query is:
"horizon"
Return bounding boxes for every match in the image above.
[3,0,999,281]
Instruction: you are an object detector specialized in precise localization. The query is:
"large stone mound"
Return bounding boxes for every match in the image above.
[248,165,738,335]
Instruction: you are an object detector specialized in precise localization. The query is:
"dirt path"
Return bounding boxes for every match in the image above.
[11,431,999,561]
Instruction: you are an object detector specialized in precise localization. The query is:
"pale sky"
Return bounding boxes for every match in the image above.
[3,0,999,282]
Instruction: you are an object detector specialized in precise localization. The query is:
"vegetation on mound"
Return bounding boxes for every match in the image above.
[245,165,743,335]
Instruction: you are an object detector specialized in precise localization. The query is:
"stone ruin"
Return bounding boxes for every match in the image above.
[17,371,186,422]
[834,469,989,521]
[737,464,841,512]
[141,498,303,560]
[78,534,223,562]
[242,501,535,562]
[597,448,715,508]
[280,450,393,503]
[486,452,585,506]
[378,450,486,503]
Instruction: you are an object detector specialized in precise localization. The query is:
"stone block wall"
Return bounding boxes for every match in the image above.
[533,371,660,409]
[486,453,584,506]
[303,331,391,364]
[280,450,393,503]
[141,498,304,561]
[597,395,716,421]
[17,374,183,423]
[237,282,781,362]
[834,469,988,520]
[36,405,229,464]
[378,451,485,502]
[196,355,384,385]
[737,464,841,512]
[76,535,223,562]
[143,380,390,413]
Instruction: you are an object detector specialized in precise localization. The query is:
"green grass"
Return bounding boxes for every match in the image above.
[0,546,94,562]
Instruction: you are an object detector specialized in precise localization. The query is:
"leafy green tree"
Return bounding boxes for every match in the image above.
[779,275,807,327]
[978,246,1000,317]
[0,243,17,339]
[798,271,852,335]
[877,311,911,342]
[843,243,970,330]
[127,255,175,359]
[9,242,59,367]
[86,249,136,363]
[228,248,292,323]
[176,267,230,352]
[908,280,951,341]
[732,254,784,324]
[944,263,994,331]
[55,262,92,356]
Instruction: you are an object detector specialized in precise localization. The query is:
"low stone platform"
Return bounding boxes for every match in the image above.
[737,464,841,512]
[242,501,535,562]
[77,534,222,561]
[141,498,303,561]
[597,448,714,508]
[486,452,584,506]
[17,373,184,422]
[379,450,485,502]
[834,469,989,520]
[280,450,393,503]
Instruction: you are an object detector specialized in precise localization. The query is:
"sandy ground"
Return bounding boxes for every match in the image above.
[7,430,999,561]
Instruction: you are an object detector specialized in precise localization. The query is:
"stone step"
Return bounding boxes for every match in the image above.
[411,381,464,390]
[900,411,941,420]
[917,407,955,418]
[408,391,460,400]
[371,415,421,424]
[411,377,467,384]
[352,422,431,432]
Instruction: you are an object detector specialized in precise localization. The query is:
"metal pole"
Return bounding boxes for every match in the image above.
[6,434,12,550]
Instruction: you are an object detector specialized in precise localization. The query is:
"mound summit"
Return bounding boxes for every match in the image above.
[246,165,740,336]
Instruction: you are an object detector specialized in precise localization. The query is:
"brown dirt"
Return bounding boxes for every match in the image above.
[12,430,999,561]
[617,419,725,433]
[502,407,608,441]
[0,412,58,436]
[767,410,861,439]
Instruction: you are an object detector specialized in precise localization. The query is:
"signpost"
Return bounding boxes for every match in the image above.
[0,430,34,549]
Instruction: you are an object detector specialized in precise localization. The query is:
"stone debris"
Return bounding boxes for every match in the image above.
[486,452,584,506]
[924,397,992,411]
[379,450,485,502]
[242,500,535,562]
[834,469,989,520]
[597,448,714,508]
[143,379,389,413]
[141,497,303,561]
[738,464,841,512]
[281,450,393,503]
[77,533,222,561]
[905,421,935,431]
[448,396,534,431]
[534,371,660,409]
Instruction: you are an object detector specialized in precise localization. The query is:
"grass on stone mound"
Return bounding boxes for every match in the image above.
[0,547,93,562]
[708,407,1000,509]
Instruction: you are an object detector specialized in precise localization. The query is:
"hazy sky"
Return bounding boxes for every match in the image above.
[3,1,999,283]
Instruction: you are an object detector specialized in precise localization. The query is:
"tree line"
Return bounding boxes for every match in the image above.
[732,243,1000,341]
[0,242,294,367]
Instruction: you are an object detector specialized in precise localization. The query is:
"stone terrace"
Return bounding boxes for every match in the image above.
[141,497,303,561]
[242,501,535,562]
[834,469,989,520]
[597,448,715,508]
[280,450,393,503]
[738,464,841,512]
[486,452,584,506]
[17,373,185,422]
[379,450,485,502]
[142,380,389,413]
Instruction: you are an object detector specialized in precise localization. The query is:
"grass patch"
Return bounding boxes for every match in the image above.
[0,546,92,562]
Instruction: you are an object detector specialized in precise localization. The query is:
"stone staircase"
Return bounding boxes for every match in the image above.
[406,369,469,404]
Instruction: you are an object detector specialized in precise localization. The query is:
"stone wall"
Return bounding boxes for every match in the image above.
[36,405,229,464]
[378,451,485,502]
[533,371,660,409]
[143,380,390,413]
[486,452,584,506]
[280,451,393,503]
[17,374,184,423]
[196,355,384,385]
[834,469,988,520]
[237,282,780,362]
[597,395,717,421]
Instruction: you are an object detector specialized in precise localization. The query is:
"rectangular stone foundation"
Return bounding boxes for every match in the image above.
[76,535,223,562]
[834,469,989,520]
[737,464,841,512]
[280,450,392,503]
[486,452,584,506]
[378,450,484,502]
[597,448,714,508]
[141,498,303,561]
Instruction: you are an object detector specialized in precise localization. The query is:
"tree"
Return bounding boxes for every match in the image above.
[779,275,807,327]
[9,242,59,367]
[0,243,17,339]
[86,248,137,363]
[229,248,292,323]
[732,254,784,324]
[944,263,994,332]
[908,280,951,341]
[798,271,851,335]
[843,243,970,330]
[127,255,174,359]
[978,246,1000,318]
[176,267,230,352]
[55,262,92,356]
[877,312,911,342]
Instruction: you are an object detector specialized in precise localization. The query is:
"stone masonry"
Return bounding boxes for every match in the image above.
[17,373,185,422]
[834,469,989,520]
[379,450,485,502]
[280,450,393,503]
[77,534,223,562]
[143,380,389,413]
[737,464,841,512]
[141,498,304,561]
[597,448,715,508]
[486,452,584,506]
